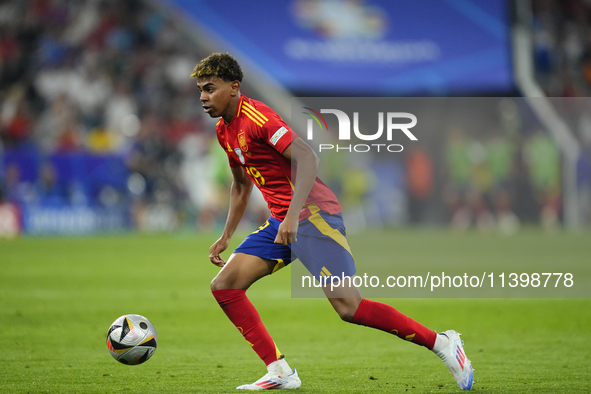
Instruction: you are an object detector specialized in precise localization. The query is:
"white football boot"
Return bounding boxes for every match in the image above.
[237,357,301,390]
[433,330,474,390]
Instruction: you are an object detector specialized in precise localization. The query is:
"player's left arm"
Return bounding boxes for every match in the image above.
[275,138,319,245]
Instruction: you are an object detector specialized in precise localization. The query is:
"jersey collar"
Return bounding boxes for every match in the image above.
[224,94,245,126]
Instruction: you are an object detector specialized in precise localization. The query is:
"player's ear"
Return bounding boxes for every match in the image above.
[230,80,240,96]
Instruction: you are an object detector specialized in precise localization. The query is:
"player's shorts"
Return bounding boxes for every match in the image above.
[233,209,356,281]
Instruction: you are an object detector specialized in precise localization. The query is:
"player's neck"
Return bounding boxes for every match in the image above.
[222,93,242,125]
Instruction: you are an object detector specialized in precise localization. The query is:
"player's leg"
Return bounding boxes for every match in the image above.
[210,252,275,291]
[293,209,438,347]
[295,209,473,390]
[324,278,473,390]
[321,281,361,321]
[210,220,301,390]
[211,252,282,364]
[323,280,437,347]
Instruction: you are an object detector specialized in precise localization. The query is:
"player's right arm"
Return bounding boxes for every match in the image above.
[208,166,254,267]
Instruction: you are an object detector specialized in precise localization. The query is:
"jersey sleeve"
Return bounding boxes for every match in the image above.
[259,111,299,154]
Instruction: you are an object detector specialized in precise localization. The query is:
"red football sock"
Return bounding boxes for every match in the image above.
[212,289,281,365]
[350,298,437,349]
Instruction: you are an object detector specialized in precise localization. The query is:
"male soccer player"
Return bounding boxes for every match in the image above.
[192,53,473,391]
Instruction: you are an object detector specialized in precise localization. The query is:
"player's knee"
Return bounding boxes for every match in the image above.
[210,272,242,291]
[210,276,228,292]
[330,298,362,322]
[335,305,356,322]
[339,310,355,322]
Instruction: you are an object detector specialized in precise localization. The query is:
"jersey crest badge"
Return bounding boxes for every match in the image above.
[234,148,246,164]
[238,132,248,152]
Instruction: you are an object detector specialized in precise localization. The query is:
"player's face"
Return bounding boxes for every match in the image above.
[197,76,239,120]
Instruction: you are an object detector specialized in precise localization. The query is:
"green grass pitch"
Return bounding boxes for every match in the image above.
[1,229,590,393]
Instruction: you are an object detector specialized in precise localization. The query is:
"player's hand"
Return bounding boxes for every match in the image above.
[275,216,298,245]
[209,236,230,267]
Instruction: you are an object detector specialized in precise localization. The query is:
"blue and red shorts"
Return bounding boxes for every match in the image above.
[234,208,356,281]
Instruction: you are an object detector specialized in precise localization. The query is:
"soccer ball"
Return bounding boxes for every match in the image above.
[106,314,157,365]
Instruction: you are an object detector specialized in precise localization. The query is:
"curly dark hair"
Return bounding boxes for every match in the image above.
[190,52,243,82]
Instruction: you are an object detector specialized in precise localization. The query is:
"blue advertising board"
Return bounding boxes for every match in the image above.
[165,0,513,95]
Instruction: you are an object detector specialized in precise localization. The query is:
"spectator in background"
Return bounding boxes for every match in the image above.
[340,160,374,233]
[405,145,433,224]
[577,108,591,225]
[523,129,562,230]
[577,143,591,224]
[0,184,20,238]
[35,92,81,152]
[178,129,217,229]
[485,127,520,235]
[3,161,35,206]
[1,85,33,146]
[467,137,495,233]
[531,0,591,96]
[35,161,66,207]
[104,80,137,149]
[444,126,472,230]
[3,162,20,204]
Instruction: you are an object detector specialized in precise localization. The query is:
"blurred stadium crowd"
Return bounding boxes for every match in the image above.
[0,0,590,237]
[0,0,251,235]
[529,0,591,228]
[532,0,591,96]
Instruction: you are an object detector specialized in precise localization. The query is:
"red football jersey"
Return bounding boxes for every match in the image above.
[216,95,341,221]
